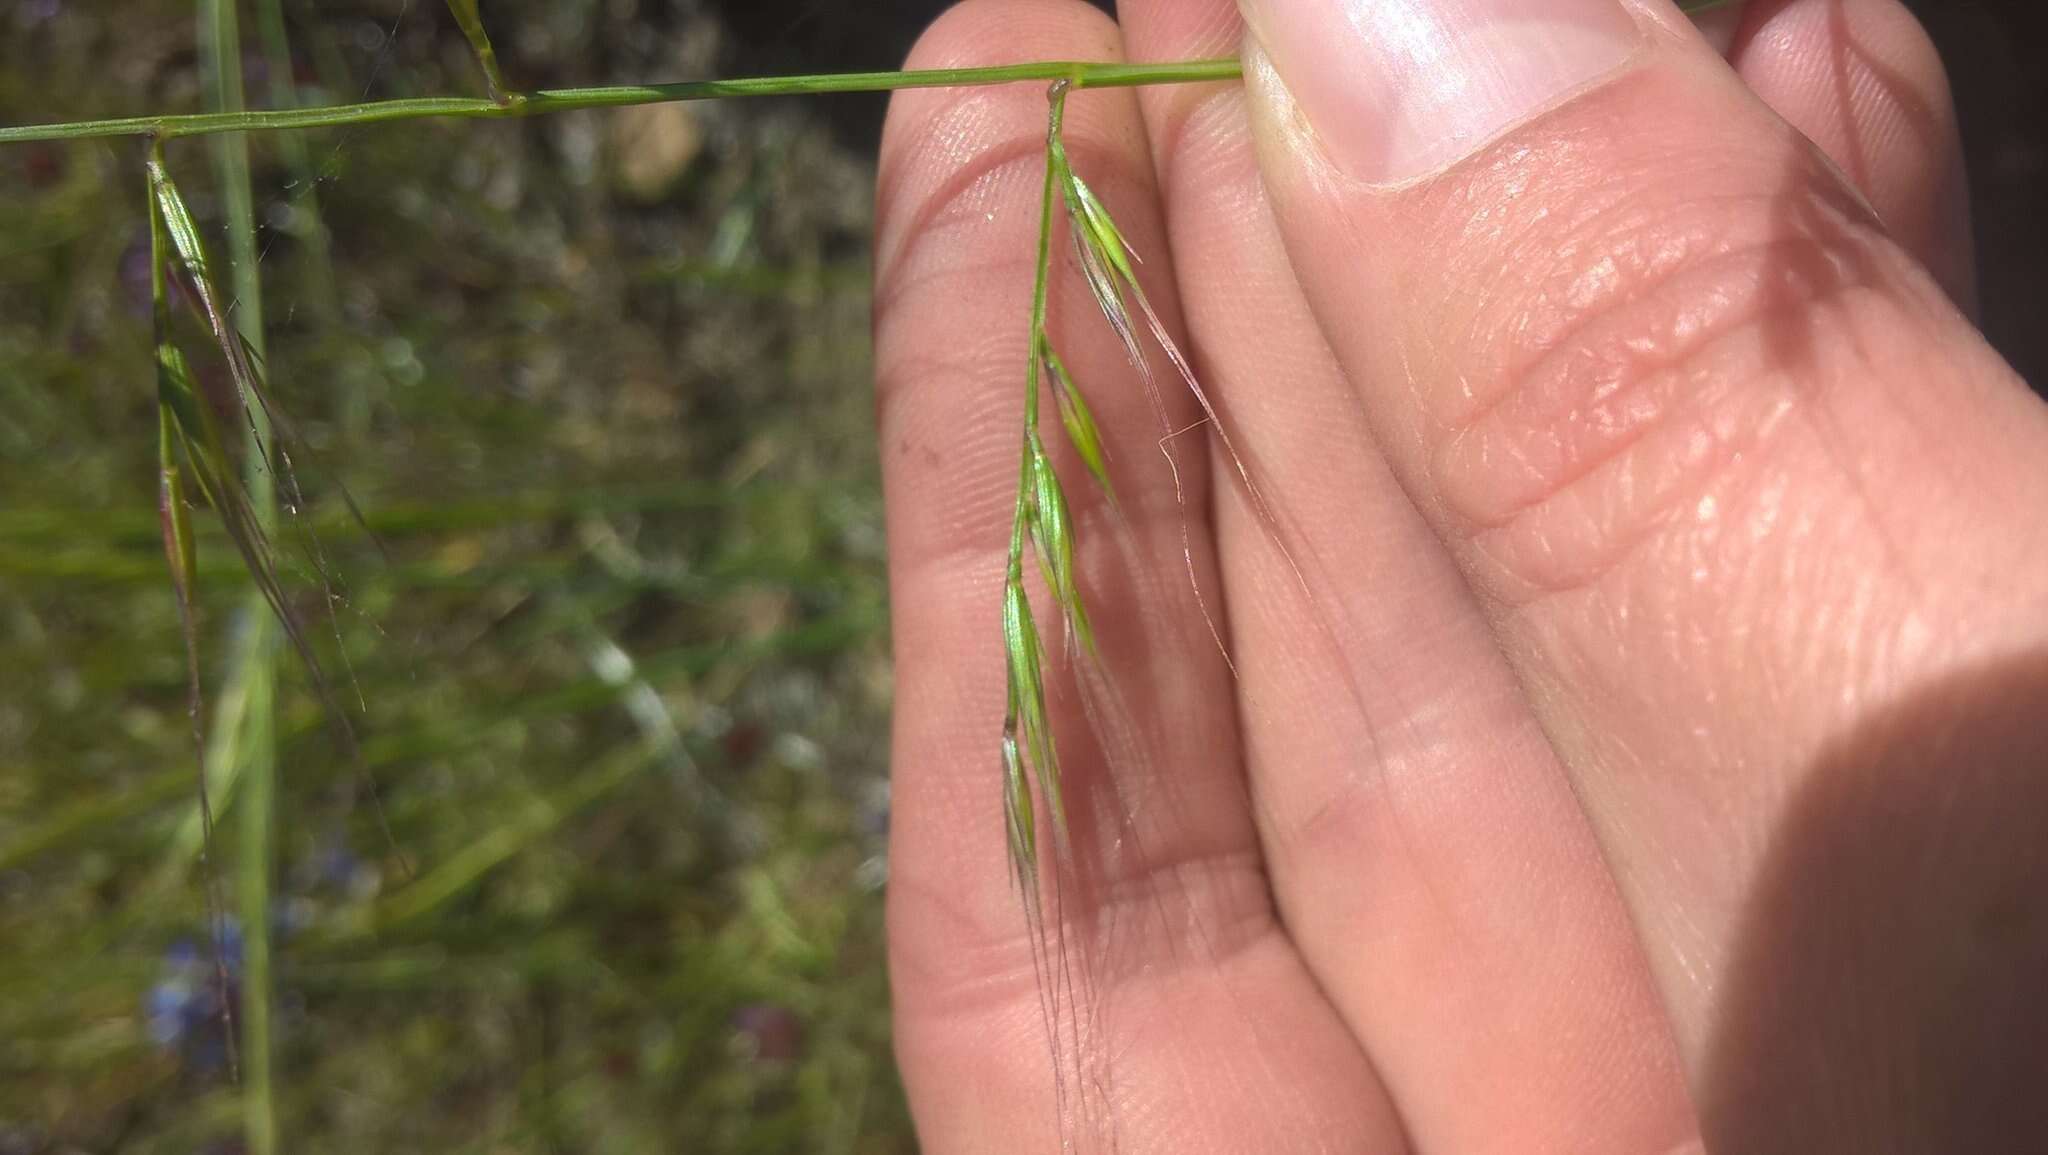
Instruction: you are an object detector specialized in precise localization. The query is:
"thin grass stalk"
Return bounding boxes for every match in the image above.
[443,0,513,102]
[198,1,280,1150]
[0,0,1749,145]
[0,59,1245,144]
[998,83,1067,893]
[230,623,278,1155]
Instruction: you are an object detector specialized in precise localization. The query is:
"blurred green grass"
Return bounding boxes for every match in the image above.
[0,1,909,1149]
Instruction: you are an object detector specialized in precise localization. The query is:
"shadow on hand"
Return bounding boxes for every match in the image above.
[1701,651,2048,1152]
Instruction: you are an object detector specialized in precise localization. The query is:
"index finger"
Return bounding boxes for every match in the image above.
[874,0,1395,1149]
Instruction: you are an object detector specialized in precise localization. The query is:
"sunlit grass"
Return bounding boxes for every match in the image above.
[0,4,899,1149]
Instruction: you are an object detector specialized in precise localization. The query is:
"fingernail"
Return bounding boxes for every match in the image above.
[1238,0,1644,184]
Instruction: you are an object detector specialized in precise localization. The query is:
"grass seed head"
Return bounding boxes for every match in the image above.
[1042,347,1115,508]
[1063,167,1139,286]
[1001,724,1036,889]
[1026,434,1098,659]
[1002,575,1066,839]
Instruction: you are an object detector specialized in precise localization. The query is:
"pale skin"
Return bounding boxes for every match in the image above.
[875,0,2048,1150]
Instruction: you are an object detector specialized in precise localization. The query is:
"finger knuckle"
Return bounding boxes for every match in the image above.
[1420,157,1890,602]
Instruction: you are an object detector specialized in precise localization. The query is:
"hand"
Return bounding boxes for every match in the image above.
[873,0,2048,1150]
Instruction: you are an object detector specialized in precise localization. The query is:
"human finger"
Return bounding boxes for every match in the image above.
[1115,1,1699,1150]
[1235,0,2048,1141]
[1717,0,1974,306]
[876,1,1395,1148]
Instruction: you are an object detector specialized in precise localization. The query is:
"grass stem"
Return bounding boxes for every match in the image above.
[444,0,514,102]
[197,0,280,1149]
[0,59,1244,144]
[1012,86,1066,578]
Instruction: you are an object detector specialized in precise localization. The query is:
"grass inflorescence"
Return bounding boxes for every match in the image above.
[998,77,1177,896]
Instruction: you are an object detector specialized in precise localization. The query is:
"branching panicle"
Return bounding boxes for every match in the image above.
[996,65,1200,897]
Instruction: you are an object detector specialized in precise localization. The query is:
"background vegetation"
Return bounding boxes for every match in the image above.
[0,0,2039,1152]
[3,2,911,1150]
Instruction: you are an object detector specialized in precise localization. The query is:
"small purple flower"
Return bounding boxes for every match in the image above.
[144,979,194,1048]
[217,920,245,972]
[274,897,316,939]
[317,843,359,887]
[145,928,241,1071]
[312,836,382,900]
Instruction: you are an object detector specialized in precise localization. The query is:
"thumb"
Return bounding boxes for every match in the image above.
[1237,0,2048,1137]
